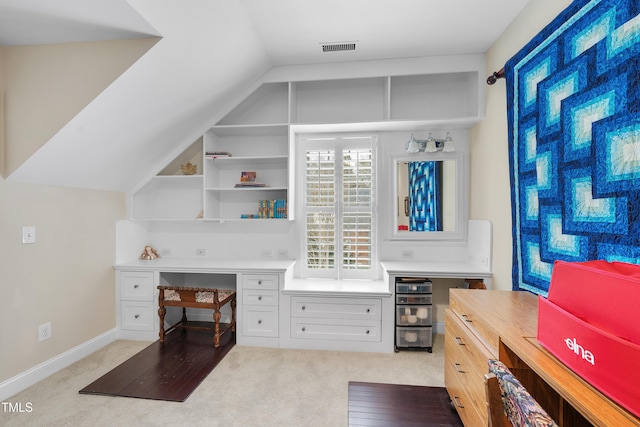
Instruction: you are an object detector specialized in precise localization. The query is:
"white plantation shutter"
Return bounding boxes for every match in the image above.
[303,136,376,279]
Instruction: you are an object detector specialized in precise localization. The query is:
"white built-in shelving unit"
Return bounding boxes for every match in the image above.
[129,70,481,222]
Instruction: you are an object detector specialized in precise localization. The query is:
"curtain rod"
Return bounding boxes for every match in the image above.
[486,67,505,85]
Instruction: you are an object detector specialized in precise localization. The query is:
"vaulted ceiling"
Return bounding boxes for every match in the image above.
[0,0,529,192]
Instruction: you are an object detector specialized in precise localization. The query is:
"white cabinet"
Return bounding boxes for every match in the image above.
[290,296,382,343]
[118,271,156,337]
[239,273,279,345]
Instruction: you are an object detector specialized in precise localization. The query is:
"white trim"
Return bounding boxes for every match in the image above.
[0,328,118,401]
[433,321,445,335]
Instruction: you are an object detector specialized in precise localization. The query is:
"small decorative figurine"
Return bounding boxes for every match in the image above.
[180,162,197,175]
[140,245,160,260]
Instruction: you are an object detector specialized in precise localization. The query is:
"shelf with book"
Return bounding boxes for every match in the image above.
[203,123,291,222]
[204,188,288,221]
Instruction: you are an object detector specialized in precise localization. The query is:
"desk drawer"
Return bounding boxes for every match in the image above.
[446,309,495,372]
[121,301,155,331]
[444,353,486,427]
[242,274,279,290]
[291,297,381,320]
[242,305,278,337]
[243,289,278,306]
[292,318,380,342]
[121,271,154,301]
[450,298,499,353]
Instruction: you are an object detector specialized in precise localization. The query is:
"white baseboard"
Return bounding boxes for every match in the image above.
[0,328,118,401]
[434,321,445,335]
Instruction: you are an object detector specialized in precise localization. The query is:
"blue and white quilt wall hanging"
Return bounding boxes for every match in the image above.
[506,0,640,296]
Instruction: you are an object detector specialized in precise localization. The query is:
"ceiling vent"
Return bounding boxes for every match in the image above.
[321,42,357,53]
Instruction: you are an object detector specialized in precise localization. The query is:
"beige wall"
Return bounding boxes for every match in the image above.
[470,0,572,291]
[0,179,125,382]
[2,38,157,176]
[0,40,130,383]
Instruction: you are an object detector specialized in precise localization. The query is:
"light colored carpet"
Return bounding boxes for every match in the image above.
[3,335,446,426]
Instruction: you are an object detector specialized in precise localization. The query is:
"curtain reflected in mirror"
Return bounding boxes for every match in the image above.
[409,161,442,231]
[397,160,456,233]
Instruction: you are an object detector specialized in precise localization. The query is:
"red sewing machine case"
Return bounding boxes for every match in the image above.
[537,260,640,418]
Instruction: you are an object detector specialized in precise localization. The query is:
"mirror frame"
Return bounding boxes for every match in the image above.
[390,151,467,241]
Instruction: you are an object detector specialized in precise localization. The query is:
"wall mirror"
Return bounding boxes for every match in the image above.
[392,156,465,240]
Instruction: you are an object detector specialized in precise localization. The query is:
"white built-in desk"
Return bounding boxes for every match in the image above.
[114,258,294,346]
[113,258,491,352]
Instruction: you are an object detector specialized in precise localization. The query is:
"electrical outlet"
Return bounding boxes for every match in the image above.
[38,322,51,342]
[261,249,273,258]
[196,248,206,256]
[401,250,413,259]
[277,249,289,258]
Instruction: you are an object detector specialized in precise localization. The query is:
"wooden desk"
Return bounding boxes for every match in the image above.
[445,289,640,427]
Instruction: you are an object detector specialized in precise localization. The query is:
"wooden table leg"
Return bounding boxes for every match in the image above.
[158,305,166,343]
[213,308,221,348]
[231,298,237,332]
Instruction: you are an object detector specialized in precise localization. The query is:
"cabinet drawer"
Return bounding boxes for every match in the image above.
[242,274,279,290]
[450,298,499,353]
[395,282,432,294]
[445,356,485,427]
[444,329,488,424]
[291,318,380,342]
[446,309,495,372]
[396,326,432,348]
[242,305,278,337]
[121,301,155,331]
[396,293,432,304]
[291,297,381,320]
[243,289,278,306]
[396,305,432,326]
[445,309,492,426]
[121,271,154,301]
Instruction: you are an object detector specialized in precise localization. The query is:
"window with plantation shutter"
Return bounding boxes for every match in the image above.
[301,136,377,280]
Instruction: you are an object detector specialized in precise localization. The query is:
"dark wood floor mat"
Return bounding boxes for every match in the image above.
[348,381,464,427]
[79,322,234,402]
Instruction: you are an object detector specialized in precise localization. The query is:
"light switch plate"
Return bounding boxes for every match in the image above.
[22,226,36,244]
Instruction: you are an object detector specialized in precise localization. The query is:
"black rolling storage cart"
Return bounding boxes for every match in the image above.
[395,277,433,352]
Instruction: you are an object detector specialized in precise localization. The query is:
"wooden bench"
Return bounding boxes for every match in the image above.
[157,286,236,347]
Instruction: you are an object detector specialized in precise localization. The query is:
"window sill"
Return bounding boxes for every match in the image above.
[283,278,391,297]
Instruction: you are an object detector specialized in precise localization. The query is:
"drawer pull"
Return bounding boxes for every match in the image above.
[134,314,140,319]
[134,284,139,289]
[258,319,262,324]
[454,337,465,346]
[366,308,371,313]
[258,280,262,285]
[301,327,306,332]
[452,396,464,409]
[366,330,370,334]
[258,296,262,301]
[461,314,472,323]
[454,363,466,373]
[301,305,306,310]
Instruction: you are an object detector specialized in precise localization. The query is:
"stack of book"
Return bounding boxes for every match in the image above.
[205,151,232,159]
[258,199,287,218]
